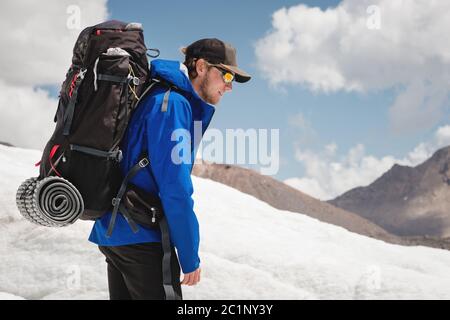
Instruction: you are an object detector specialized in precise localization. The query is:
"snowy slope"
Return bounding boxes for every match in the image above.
[1,144,450,300]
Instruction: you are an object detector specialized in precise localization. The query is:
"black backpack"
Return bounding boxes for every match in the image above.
[37,20,155,220]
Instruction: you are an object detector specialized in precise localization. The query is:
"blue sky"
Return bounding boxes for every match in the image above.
[101,0,450,189]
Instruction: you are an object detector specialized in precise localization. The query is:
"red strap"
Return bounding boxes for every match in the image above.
[68,73,79,98]
[49,145,60,159]
[49,145,62,177]
[35,145,61,174]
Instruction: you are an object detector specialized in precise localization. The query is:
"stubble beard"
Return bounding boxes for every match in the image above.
[199,72,219,105]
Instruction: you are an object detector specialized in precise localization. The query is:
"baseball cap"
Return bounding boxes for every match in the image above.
[181,38,251,83]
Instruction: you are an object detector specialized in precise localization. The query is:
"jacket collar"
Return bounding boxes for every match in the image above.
[149,59,216,134]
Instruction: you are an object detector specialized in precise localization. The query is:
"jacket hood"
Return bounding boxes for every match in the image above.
[149,59,216,137]
[149,59,214,108]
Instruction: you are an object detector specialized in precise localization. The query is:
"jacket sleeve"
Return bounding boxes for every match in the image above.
[144,93,200,274]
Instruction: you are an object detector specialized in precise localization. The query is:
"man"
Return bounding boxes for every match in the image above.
[88,38,251,300]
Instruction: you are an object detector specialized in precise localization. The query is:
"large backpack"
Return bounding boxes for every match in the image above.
[37,20,154,220]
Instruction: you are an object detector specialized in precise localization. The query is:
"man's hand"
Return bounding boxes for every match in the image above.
[181,267,201,286]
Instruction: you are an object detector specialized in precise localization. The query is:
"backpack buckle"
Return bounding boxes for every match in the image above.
[115,150,123,163]
[78,68,87,80]
[111,197,121,207]
[139,158,149,168]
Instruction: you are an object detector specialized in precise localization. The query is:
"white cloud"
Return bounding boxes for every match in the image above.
[288,112,318,146]
[285,125,450,200]
[388,79,449,134]
[255,0,450,133]
[0,81,56,150]
[324,143,337,157]
[0,0,108,87]
[436,125,450,146]
[0,0,108,149]
[288,112,309,130]
[284,176,329,200]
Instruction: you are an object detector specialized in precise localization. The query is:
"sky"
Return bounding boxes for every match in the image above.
[1,0,449,200]
[4,144,450,300]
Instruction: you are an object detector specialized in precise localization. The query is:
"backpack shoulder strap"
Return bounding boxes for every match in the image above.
[161,88,171,112]
[138,78,180,113]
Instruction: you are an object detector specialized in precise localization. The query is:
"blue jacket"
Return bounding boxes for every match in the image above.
[89,59,216,273]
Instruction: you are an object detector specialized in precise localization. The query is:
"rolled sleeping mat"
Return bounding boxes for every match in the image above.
[16,176,84,227]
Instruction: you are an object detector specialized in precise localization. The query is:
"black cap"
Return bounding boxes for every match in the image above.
[181,38,251,83]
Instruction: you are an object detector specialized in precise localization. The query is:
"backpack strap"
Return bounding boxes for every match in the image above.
[97,74,129,84]
[108,151,181,300]
[140,151,181,301]
[106,156,149,237]
[118,203,139,233]
[69,144,123,162]
[63,68,87,136]
[159,213,180,300]
[161,88,171,112]
[138,78,178,113]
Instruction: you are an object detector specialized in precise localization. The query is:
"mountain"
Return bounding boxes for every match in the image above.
[192,161,400,244]
[0,141,13,147]
[3,144,450,299]
[329,146,450,237]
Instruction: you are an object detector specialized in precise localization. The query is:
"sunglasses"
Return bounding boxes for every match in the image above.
[206,62,235,84]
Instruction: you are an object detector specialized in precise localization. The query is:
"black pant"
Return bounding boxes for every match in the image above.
[98,242,182,300]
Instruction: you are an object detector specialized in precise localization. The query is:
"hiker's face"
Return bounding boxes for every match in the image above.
[196,60,233,105]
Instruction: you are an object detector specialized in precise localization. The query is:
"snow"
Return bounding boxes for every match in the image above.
[0,292,25,300]
[1,144,450,300]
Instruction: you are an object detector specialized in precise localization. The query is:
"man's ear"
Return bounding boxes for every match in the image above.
[196,59,208,77]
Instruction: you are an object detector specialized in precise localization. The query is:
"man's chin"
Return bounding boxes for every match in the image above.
[206,97,221,105]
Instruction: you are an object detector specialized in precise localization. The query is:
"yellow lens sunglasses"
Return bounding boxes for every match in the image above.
[206,62,235,84]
